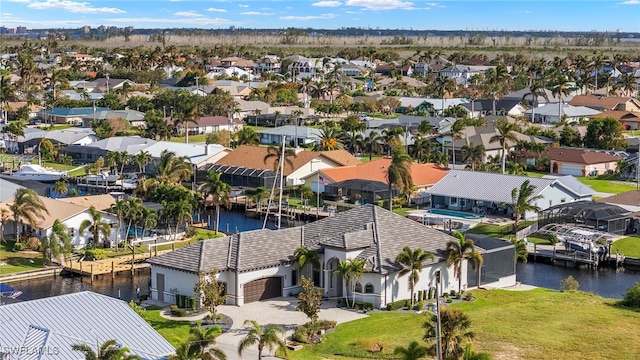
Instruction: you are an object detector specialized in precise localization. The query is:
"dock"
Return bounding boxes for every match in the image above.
[63,252,157,281]
[527,243,624,269]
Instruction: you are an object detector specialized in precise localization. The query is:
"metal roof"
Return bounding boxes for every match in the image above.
[0,292,174,359]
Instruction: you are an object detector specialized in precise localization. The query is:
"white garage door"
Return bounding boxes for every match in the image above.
[561,164,583,176]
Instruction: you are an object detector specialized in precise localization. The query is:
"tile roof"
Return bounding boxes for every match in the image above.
[549,147,621,165]
[213,145,359,175]
[523,103,600,117]
[591,110,640,122]
[0,292,174,359]
[0,195,89,230]
[319,158,448,187]
[56,194,116,211]
[598,190,640,207]
[45,128,96,144]
[569,95,640,110]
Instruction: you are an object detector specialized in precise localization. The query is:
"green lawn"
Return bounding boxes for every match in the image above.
[612,236,640,258]
[466,223,516,240]
[170,134,208,143]
[576,177,636,194]
[0,241,46,275]
[146,310,192,348]
[288,289,640,360]
[525,171,546,178]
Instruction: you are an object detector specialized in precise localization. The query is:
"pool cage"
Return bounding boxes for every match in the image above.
[538,201,631,235]
[465,234,516,288]
[324,179,395,205]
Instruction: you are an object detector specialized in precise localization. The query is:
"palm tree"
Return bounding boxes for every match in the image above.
[138,207,157,240]
[621,73,637,97]
[133,150,152,174]
[10,188,49,240]
[245,186,267,211]
[489,120,518,174]
[448,120,466,169]
[505,179,543,233]
[234,127,260,146]
[386,149,413,211]
[410,134,432,163]
[115,151,130,175]
[182,323,227,360]
[79,206,112,249]
[461,142,485,171]
[522,81,549,123]
[293,247,320,281]
[41,219,71,264]
[445,232,483,294]
[462,343,492,360]
[110,199,129,251]
[0,208,10,243]
[551,75,571,122]
[315,124,344,150]
[237,320,287,360]
[511,238,528,263]
[363,131,383,161]
[332,258,365,308]
[393,341,428,360]
[263,145,296,172]
[155,150,193,185]
[53,180,69,196]
[72,339,141,360]
[395,246,435,307]
[423,307,474,360]
[200,171,231,234]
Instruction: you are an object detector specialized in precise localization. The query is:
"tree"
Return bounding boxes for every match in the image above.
[393,341,428,360]
[489,120,518,174]
[551,75,571,121]
[448,119,466,169]
[461,142,485,171]
[154,150,193,185]
[315,124,344,150]
[622,281,640,309]
[200,171,231,234]
[332,258,366,308]
[10,188,49,241]
[560,275,580,291]
[193,268,228,322]
[510,238,528,263]
[263,145,296,172]
[423,307,474,360]
[584,117,627,150]
[293,246,320,281]
[234,127,260,146]
[296,275,323,322]
[79,206,112,249]
[53,180,69,196]
[445,232,483,294]
[386,149,413,211]
[0,208,10,243]
[72,339,141,360]
[237,320,287,360]
[504,180,543,233]
[395,246,435,307]
[245,186,267,211]
[463,343,492,360]
[41,219,71,264]
[363,131,383,161]
[522,82,548,123]
[133,150,152,174]
[182,323,227,360]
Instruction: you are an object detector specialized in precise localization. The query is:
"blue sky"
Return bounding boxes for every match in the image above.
[2,0,639,32]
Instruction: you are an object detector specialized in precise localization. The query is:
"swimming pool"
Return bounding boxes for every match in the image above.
[427,208,484,219]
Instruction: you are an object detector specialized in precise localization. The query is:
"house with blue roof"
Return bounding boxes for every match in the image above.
[37,107,109,125]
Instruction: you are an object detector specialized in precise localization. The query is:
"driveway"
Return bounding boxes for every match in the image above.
[215,297,368,360]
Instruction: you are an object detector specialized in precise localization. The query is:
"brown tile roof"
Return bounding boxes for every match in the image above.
[319,158,449,187]
[214,145,360,175]
[590,111,640,122]
[0,196,87,230]
[549,147,620,165]
[57,194,116,211]
[569,95,640,110]
[597,191,640,207]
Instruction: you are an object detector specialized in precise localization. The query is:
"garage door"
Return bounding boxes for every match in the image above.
[244,277,282,303]
[561,164,583,176]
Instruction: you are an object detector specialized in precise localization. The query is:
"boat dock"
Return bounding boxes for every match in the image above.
[62,252,157,281]
[527,243,625,269]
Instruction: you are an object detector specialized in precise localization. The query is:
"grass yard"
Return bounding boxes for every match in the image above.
[612,236,640,258]
[170,134,208,143]
[146,310,192,348]
[0,241,46,275]
[525,171,546,178]
[576,177,636,194]
[288,289,640,360]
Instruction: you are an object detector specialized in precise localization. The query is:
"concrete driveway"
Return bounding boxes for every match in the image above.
[215,297,368,360]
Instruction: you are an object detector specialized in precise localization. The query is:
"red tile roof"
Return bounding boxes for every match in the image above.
[549,147,620,165]
[320,158,449,187]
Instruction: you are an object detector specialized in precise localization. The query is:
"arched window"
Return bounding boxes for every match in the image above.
[354,282,362,292]
[365,283,374,293]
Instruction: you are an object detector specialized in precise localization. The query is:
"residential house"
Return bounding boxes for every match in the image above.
[61,136,156,164]
[438,65,496,86]
[290,57,326,80]
[427,170,595,218]
[257,125,322,146]
[524,103,601,123]
[504,87,573,105]
[549,147,621,176]
[568,95,640,112]
[37,107,109,125]
[397,97,469,116]
[303,158,449,204]
[591,111,640,130]
[173,116,244,135]
[205,145,360,187]
[82,109,146,128]
[254,55,281,74]
[0,177,51,200]
[375,63,413,77]
[460,99,525,118]
[4,101,42,120]
[597,190,640,213]
[220,57,255,70]
[0,195,123,248]
[205,67,256,82]
[93,78,136,94]
[0,292,175,360]
[147,204,516,308]
[138,141,230,170]
[56,194,117,211]
[338,63,369,77]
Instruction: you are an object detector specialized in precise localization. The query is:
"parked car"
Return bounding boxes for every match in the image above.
[28,118,42,125]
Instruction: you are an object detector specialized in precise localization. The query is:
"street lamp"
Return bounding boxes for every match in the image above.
[426,271,443,360]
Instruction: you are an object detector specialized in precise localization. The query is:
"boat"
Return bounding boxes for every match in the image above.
[10,164,67,182]
[0,283,22,299]
[85,171,120,184]
[115,173,138,190]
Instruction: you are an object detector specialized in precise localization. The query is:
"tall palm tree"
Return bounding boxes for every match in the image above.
[293,247,320,281]
[41,219,71,264]
[332,258,365,308]
[461,142,485,171]
[395,246,435,307]
[133,150,152,174]
[386,149,413,211]
[53,180,69,196]
[510,238,528,263]
[448,120,466,169]
[155,150,193,185]
[551,75,571,122]
[263,145,296,172]
[10,188,49,240]
[423,307,474,360]
[393,341,428,360]
[72,339,141,360]
[445,232,483,294]
[522,81,549,123]
[115,151,130,175]
[234,127,260,147]
[183,323,227,360]
[620,73,637,97]
[315,124,344,151]
[410,134,432,163]
[138,207,157,240]
[79,206,112,249]
[489,120,518,174]
[363,131,383,161]
[237,320,287,360]
[110,199,129,252]
[0,208,10,243]
[200,171,231,234]
[505,179,543,233]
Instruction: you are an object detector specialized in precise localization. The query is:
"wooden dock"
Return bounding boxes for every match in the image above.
[63,252,155,281]
[527,243,617,268]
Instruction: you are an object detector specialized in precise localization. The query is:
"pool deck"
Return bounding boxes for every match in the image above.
[407,208,514,231]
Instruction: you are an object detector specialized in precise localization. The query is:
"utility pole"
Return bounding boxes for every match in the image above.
[435,270,443,360]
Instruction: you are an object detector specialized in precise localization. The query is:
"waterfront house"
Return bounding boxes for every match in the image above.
[549,147,621,177]
[0,291,174,360]
[427,170,595,219]
[37,107,109,126]
[568,95,640,112]
[173,115,244,135]
[257,125,322,146]
[147,204,515,308]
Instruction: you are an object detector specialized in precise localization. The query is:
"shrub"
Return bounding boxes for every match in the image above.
[26,237,41,251]
[13,242,25,251]
[450,289,457,297]
[354,301,374,311]
[622,282,640,309]
[386,299,410,311]
[292,320,337,343]
[353,339,384,353]
[413,300,426,310]
[169,305,187,317]
[560,275,580,291]
[84,249,107,260]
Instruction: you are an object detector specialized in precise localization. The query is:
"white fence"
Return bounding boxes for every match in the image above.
[516,223,538,240]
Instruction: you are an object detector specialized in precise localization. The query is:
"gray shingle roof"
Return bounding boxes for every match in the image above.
[0,292,174,360]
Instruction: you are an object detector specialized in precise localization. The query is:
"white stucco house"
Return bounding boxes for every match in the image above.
[147,204,517,308]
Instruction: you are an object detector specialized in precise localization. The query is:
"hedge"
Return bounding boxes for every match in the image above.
[386,299,410,311]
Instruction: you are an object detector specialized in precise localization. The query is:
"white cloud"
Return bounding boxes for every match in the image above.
[280,13,338,21]
[238,4,249,7]
[174,11,201,17]
[105,16,233,25]
[6,0,31,3]
[619,0,639,4]
[27,0,125,14]
[345,0,413,10]
[206,7,227,12]
[240,11,274,15]
[313,1,342,7]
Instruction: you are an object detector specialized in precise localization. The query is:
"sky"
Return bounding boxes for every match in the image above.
[2,0,640,32]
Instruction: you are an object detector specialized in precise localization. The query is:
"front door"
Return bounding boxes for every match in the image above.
[156,273,165,302]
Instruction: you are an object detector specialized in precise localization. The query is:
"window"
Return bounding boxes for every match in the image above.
[365,283,374,293]
[354,282,362,292]
[291,269,297,287]
[450,197,458,206]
